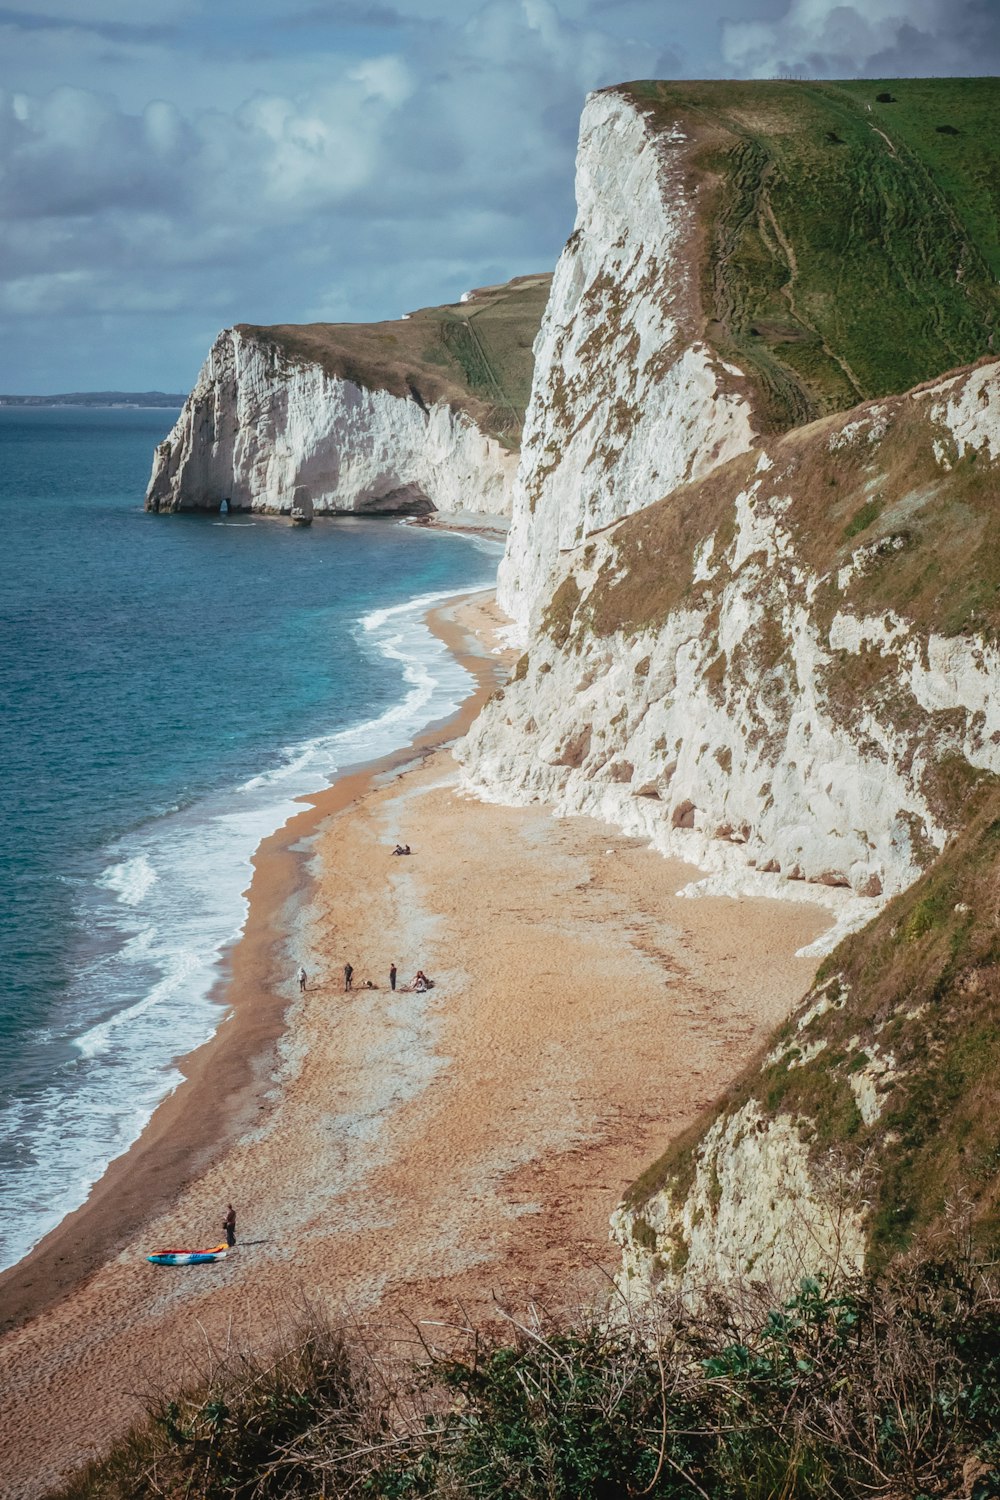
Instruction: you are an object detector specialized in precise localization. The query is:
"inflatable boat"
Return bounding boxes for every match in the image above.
[147,1242,229,1265]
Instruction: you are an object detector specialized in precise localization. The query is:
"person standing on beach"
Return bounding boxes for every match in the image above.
[224,1203,236,1248]
[297,965,307,993]
[344,962,353,992]
[389,963,397,992]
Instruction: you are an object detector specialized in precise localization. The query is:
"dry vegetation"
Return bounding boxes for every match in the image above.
[51,1263,1000,1499]
[238,274,551,447]
[569,358,1000,651]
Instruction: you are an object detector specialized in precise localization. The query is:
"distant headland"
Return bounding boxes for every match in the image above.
[0,391,185,408]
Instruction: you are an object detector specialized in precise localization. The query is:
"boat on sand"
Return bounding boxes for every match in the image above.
[147,1242,229,1266]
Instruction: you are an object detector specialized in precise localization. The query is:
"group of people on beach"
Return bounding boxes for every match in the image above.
[343,961,432,992]
[205,836,434,1259]
[211,829,436,1259]
[295,961,433,995]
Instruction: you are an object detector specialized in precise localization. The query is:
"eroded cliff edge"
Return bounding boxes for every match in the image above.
[145,274,549,516]
[464,359,1000,1296]
[459,78,1000,1296]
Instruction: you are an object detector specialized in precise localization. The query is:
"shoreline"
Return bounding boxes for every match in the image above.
[0,587,829,1498]
[0,587,509,1337]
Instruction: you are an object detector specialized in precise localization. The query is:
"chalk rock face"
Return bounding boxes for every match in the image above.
[145,327,516,516]
[460,361,1000,936]
[608,970,885,1305]
[612,1100,867,1306]
[462,354,1000,1299]
[498,89,757,633]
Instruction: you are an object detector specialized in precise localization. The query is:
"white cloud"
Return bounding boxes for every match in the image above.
[722,0,1000,77]
[1,0,997,389]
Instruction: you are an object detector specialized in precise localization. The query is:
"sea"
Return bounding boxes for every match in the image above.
[0,406,502,1273]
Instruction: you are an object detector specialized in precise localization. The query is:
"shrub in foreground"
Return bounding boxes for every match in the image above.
[53,1260,1000,1499]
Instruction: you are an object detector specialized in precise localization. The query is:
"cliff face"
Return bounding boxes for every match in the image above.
[461,358,1000,1293]
[145,326,517,517]
[499,76,1000,634]
[145,273,550,517]
[498,91,757,632]
[614,1093,869,1303]
[460,77,1000,1297]
[462,364,1000,920]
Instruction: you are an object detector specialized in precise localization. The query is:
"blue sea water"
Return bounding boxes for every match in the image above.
[0,407,501,1272]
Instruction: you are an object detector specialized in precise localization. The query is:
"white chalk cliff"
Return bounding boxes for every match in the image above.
[454,88,1000,1299]
[146,326,517,517]
[499,90,757,634]
[461,368,1000,925]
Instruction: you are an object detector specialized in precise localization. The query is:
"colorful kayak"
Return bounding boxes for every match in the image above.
[147,1242,229,1266]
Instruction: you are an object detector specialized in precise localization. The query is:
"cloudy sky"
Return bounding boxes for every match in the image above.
[1,0,997,393]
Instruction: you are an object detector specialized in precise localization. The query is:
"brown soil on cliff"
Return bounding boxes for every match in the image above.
[237,273,551,448]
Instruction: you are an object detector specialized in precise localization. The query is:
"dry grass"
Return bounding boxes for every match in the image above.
[238,274,551,446]
[50,1262,1000,1498]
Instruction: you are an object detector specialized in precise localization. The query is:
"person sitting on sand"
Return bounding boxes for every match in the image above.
[391,843,412,856]
[412,969,433,992]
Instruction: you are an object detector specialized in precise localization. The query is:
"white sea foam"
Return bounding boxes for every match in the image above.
[100,852,158,906]
[0,574,497,1273]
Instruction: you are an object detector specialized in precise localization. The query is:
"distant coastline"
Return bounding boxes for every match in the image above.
[0,391,185,409]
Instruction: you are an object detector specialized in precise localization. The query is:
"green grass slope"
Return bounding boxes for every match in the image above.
[237,273,551,448]
[621,78,1000,432]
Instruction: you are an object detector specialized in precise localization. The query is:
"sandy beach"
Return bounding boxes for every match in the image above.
[0,592,828,1498]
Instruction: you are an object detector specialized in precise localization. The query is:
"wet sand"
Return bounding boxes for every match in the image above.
[0,593,828,1497]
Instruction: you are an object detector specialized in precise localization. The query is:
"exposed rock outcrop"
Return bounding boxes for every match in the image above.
[461,363,1000,933]
[145,326,517,517]
[613,1097,868,1305]
[498,90,757,633]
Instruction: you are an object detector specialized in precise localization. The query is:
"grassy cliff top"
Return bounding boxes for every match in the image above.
[237,273,551,449]
[617,78,1000,432]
